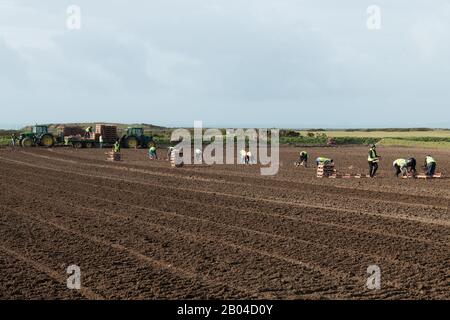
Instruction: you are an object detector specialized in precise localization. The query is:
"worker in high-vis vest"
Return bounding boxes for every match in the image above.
[298,151,308,167]
[148,146,157,160]
[316,157,333,166]
[424,155,437,177]
[393,159,408,177]
[368,144,380,178]
[85,126,93,138]
[113,140,121,153]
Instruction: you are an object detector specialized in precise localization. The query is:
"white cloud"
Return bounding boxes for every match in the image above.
[1,0,450,127]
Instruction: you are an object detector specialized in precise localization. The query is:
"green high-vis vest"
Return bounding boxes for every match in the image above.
[426,156,436,165]
[368,148,378,162]
[394,159,407,167]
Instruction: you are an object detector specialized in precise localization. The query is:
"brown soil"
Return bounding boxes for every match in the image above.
[0,146,448,300]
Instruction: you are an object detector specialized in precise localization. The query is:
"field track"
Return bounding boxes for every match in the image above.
[0,146,449,299]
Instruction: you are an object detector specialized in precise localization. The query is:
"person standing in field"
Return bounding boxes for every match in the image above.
[99,135,103,149]
[424,155,437,177]
[10,133,17,148]
[113,140,121,153]
[167,146,175,161]
[368,144,380,178]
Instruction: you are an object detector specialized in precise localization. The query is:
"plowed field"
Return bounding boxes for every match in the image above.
[0,146,448,299]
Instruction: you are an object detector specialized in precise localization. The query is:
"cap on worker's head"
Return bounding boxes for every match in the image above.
[371,144,376,148]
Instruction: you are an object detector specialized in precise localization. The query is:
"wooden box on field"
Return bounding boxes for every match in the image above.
[316,164,336,178]
[170,150,184,167]
[107,151,121,161]
[95,124,118,143]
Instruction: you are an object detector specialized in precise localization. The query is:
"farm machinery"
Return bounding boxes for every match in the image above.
[17,124,154,149]
[64,125,153,149]
[120,127,153,149]
[18,125,55,147]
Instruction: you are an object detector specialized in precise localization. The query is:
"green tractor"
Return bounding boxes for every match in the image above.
[19,125,55,148]
[120,127,153,149]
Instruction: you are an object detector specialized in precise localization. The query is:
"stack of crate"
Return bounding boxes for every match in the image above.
[170,149,184,167]
[317,164,336,178]
[62,126,85,137]
[95,124,118,143]
[107,151,121,161]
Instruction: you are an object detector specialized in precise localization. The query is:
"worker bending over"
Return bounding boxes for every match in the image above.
[245,151,253,164]
[239,149,247,164]
[194,148,202,162]
[148,146,157,160]
[394,158,417,177]
[406,158,417,176]
[368,144,380,178]
[298,151,308,167]
[316,157,333,166]
[424,155,437,177]
[393,159,408,177]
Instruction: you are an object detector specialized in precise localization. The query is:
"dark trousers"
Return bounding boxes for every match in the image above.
[407,165,417,175]
[299,155,308,167]
[394,164,402,177]
[369,161,378,177]
[426,163,436,176]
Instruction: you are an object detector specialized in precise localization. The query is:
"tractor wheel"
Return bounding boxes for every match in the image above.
[73,142,83,149]
[85,142,93,149]
[124,136,138,148]
[21,138,33,147]
[40,134,54,147]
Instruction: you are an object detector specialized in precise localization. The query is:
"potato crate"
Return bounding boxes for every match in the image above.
[62,126,85,136]
[107,151,121,161]
[416,173,443,179]
[317,164,336,178]
[95,124,118,143]
[170,150,184,167]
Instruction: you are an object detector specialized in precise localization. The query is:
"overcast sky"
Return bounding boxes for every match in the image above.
[1,0,450,129]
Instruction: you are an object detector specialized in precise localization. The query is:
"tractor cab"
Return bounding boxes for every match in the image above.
[19,124,54,147]
[127,127,144,137]
[33,125,49,136]
[121,127,153,148]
